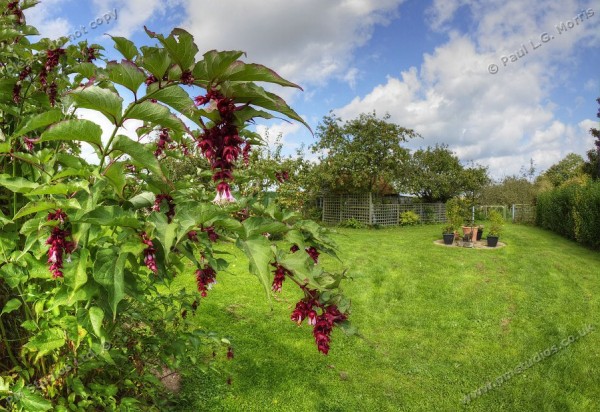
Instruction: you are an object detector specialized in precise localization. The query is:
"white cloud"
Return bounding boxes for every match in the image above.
[178,0,404,88]
[23,0,73,39]
[335,0,599,178]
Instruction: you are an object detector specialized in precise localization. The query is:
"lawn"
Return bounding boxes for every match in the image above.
[170,224,600,411]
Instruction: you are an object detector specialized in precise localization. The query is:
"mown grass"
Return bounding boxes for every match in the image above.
[171,224,600,411]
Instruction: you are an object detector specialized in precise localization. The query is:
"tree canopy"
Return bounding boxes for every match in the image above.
[311,112,419,195]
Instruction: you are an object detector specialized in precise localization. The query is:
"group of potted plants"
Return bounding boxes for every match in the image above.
[442,200,504,247]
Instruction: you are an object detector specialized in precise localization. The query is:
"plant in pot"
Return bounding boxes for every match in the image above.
[476,224,484,241]
[444,198,464,244]
[442,225,455,245]
[487,210,504,247]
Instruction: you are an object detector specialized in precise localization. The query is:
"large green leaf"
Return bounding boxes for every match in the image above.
[0,174,39,193]
[111,134,165,179]
[139,46,172,79]
[194,50,245,82]
[88,306,105,339]
[221,61,302,89]
[13,109,63,137]
[145,27,198,70]
[236,236,274,299]
[125,101,186,133]
[219,82,311,131]
[1,298,22,316]
[40,119,103,148]
[93,248,127,318]
[149,212,177,262]
[104,161,127,197]
[146,85,196,118]
[25,180,89,197]
[241,217,288,240]
[16,389,52,412]
[126,191,155,209]
[110,36,139,61]
[14,199,81,220]
[70,248,89,293]
[78,206,140,228]
[23,327,66,362]
[70,86,123,124]
[107,60,147,94]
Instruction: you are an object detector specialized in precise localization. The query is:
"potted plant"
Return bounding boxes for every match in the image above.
[476,224,484,241]
[444,198,464,245]
[486,210,504,247]
[442,225,455,245]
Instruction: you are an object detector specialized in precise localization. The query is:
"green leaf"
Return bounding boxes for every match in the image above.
[70,248,89,293]
[13,109,63,137]
[145,27,198,70]
[93,248,126,318]
[70,86,123,124]
[40,119,103,148]
[0,263,27,288]
[147,85,196,117]
[104,161,127,197]
[107,60,146,94]
[25,181,88,197]
[194,50,245,82]
[222,61,302,89]
[124,101,186,133]
[220,82,311,131]
[0,174,39,193]
[0,142,9,153]
[139,46,171,79]
[17,389,52,412]
[150,212,177,261]
[1,298,22,316]
[79,206,140,228]
[23,327,66,362]
[88,306,105,338]
[241,217,288,240]
[110,36,139,61]
[14,199,81,220]
[126,191,155,209]
[236,236,274,299]
[111,135,165,179]
[70,62,97,79]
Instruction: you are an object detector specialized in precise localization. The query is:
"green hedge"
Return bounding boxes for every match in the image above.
[536,182,600,248]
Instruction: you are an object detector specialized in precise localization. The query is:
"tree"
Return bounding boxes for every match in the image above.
[539,153,585,187]
[582,97,600,179]
[311,112,419,195]
[406,144,488,203]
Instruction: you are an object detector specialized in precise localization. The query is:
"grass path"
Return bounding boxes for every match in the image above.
[174,224,600,411]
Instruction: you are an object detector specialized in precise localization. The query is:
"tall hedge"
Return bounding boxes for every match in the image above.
[536,182,600,248]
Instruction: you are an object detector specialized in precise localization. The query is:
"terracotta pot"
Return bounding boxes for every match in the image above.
[461,226,478,241]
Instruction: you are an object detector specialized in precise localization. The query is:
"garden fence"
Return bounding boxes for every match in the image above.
[321,193,446,226]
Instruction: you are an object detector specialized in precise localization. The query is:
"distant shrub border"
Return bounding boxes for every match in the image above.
[536,181,600,248]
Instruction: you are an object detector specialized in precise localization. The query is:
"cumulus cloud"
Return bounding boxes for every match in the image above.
[23,0,73,39]
[177,0,404,88]
[335,0,599,178]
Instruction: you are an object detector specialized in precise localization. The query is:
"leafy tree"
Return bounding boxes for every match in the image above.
[0,4,352,410]
[538,153,585,187]
[406,144,488,203]
[582,97,600,179]
[311,112,419,195]
[480,175,538,205]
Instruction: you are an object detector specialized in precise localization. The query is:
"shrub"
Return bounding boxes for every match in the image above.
[536,181,600,248]
[488,210,504,237]
[339,218,367,229]
[400,210,420,226]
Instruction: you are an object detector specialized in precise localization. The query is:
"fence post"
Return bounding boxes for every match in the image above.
[368,192,374,225]
[512,204,515,222]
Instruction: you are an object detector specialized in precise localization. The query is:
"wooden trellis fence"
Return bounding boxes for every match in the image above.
[321,193,446,226]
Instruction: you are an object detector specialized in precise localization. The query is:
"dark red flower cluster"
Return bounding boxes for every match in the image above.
[291,295,347,354]
[195,264,217,297]
[48,81,58,107]
[275,171,289,183]
[187,230,199,242]
[85,47,97,62]
[45,48,65,73]
[202,226,219,243]
[140,232,158,273]
[46,210,75,279]
[270,263,291,292]
[180,70,194,85]
[12,83,21,104]
[195,90,247,203]
[154,128,172,158]
[152,194,175,222]
[145,74,157,86]
[290,244,300,253]
[7,1,24,25]
[22,136,38,151]
[305,246,319,264]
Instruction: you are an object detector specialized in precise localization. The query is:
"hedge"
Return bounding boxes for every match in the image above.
[536,182,600,248]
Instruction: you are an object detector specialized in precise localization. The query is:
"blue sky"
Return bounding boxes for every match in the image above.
[25,0,600,178]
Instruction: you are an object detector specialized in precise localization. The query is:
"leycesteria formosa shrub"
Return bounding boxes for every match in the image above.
[0,2,351,410]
